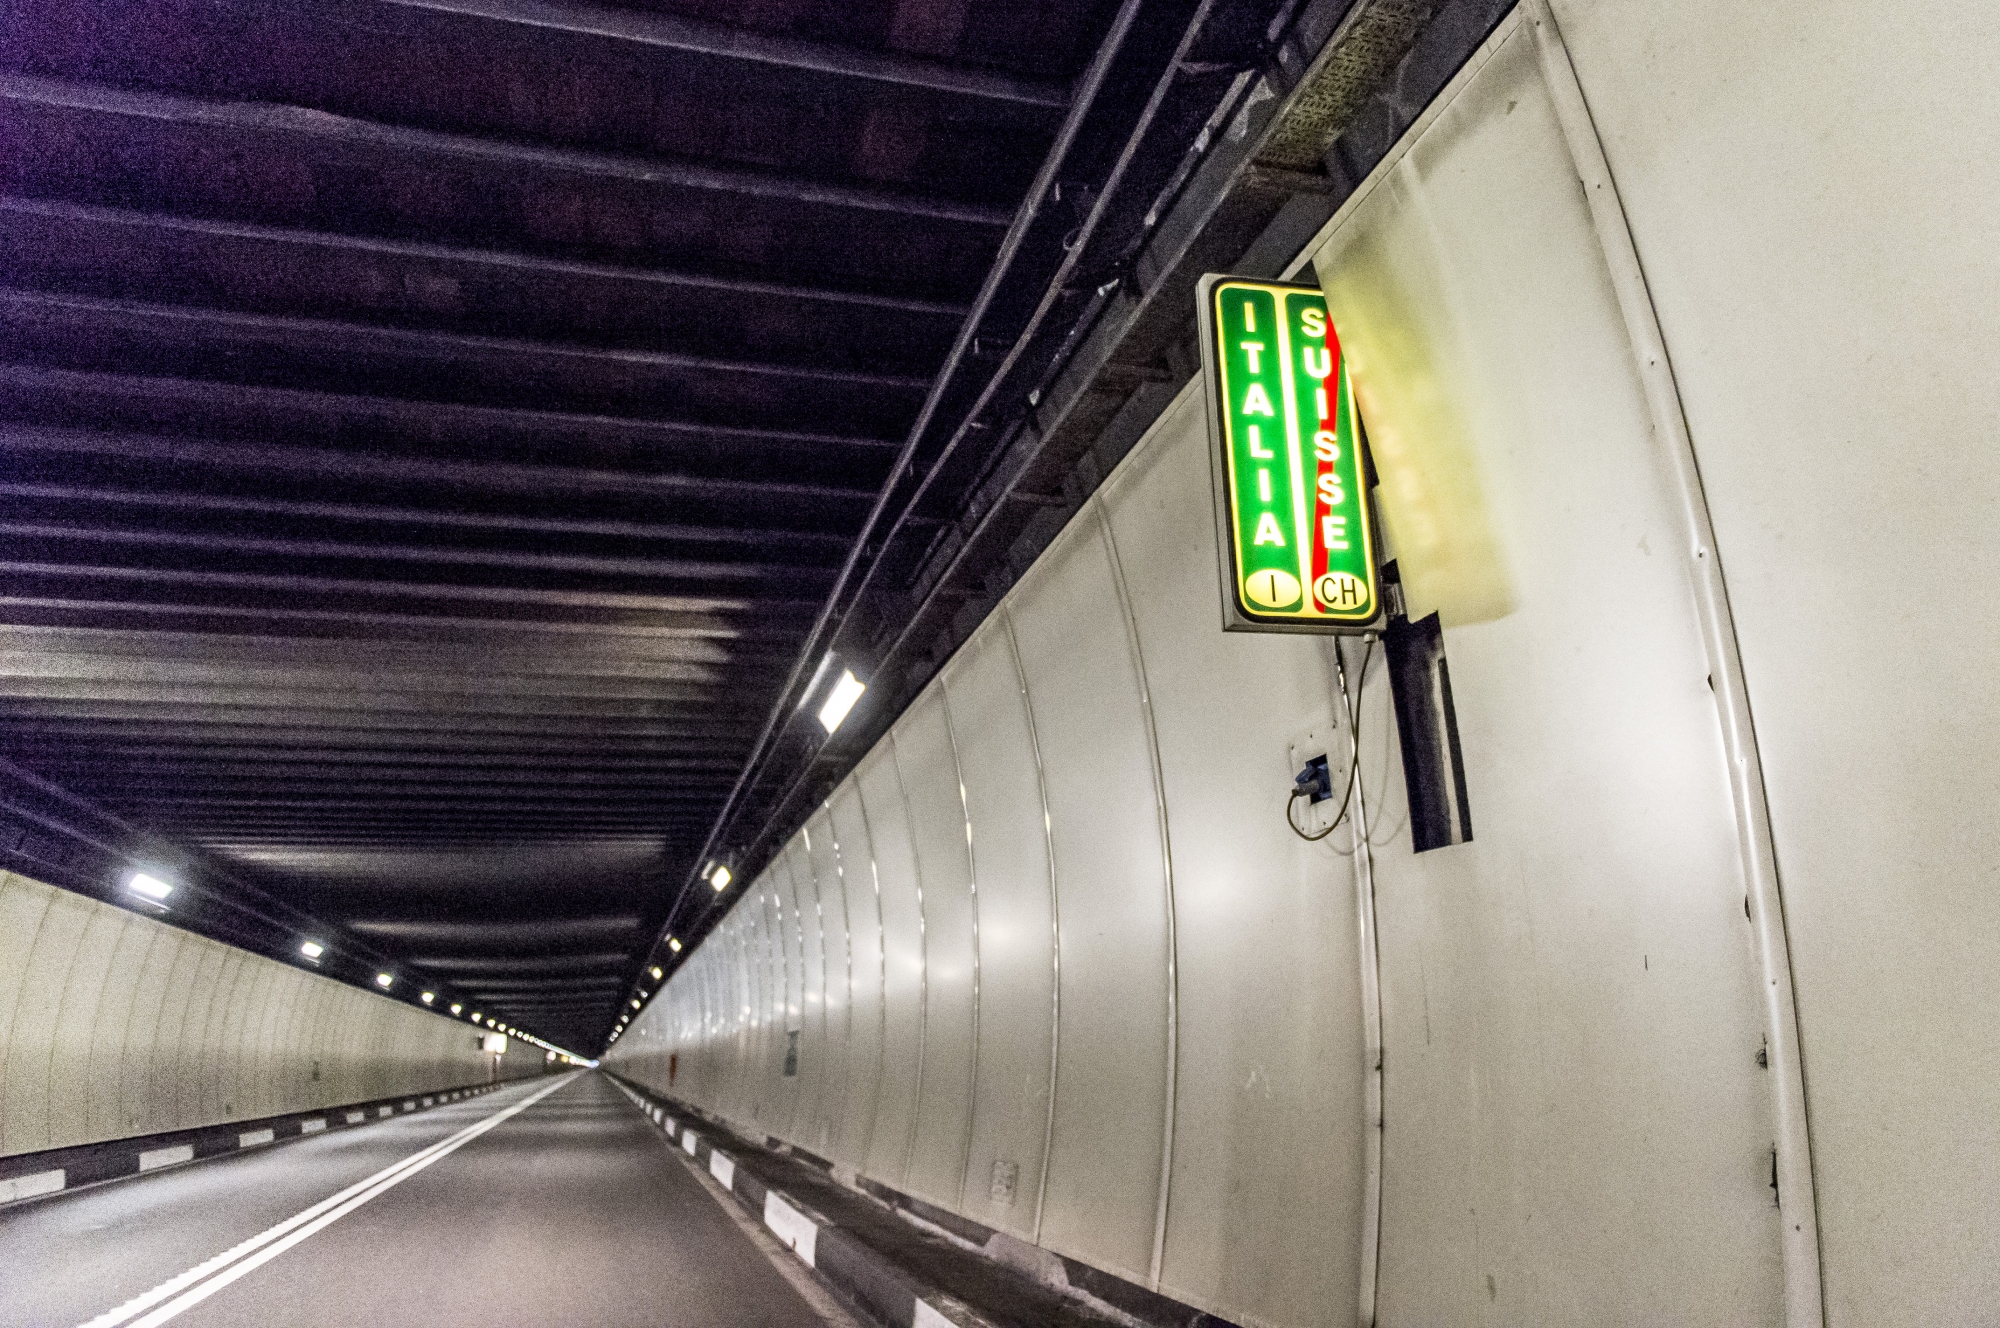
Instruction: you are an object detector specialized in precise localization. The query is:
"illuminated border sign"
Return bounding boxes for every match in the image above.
[1197,275,1380,633]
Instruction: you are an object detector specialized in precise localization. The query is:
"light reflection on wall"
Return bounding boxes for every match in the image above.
[1312,221,1515,627]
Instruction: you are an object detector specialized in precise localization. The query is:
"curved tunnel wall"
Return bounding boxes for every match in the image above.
[611,3,2000,1325]
[0,870,546,1157]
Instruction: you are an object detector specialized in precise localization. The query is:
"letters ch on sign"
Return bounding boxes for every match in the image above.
[1198,276,1380,632]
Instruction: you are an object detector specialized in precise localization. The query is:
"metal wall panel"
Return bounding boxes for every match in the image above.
[828,781,887,1171]
[3,884,92,1152]
[821,808,860,1166]
[742,908,760,1109]
[854,742,927,1189]
[802,818,844,1157]
[939,620,1057,1239]
[0,870,538,1156]
[0,877,55,1143]
[1008,511,1174,1284]
[1547,1,2000,1320]
[1100,389,1369,1325]
[769,847,805,1136]
[892,690,980,1210]
[1310,20,1780,1322]
[89,921,157,1140]
[49,907,128,1149]
[170,944,223,1125]
[750,880,782,1123]
[128,928,187,1135]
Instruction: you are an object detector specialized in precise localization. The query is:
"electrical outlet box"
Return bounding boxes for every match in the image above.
[1297,754,1333,803]
[1287,722,1351,838]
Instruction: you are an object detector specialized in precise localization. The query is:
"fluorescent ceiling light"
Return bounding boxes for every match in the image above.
[711,865,732,891]
[817,669,866,734]
[127,872,173,902]
[376,973,394,988]
[299,940,324,960]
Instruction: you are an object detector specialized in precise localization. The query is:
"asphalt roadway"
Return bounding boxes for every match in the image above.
[0,1071,844,1328]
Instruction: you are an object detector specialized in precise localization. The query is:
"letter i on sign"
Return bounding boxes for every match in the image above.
[1217,284,1301,610]
[1198,274,1379,631]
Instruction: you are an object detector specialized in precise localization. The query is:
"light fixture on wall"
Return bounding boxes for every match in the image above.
[710,864,732,891]
[299,940,324,960]
[421,991,435,1005]
[375,973,394,988]
[126,871,174,903]
[817,668,866,734]
[667,938,682,953]
[450,1003,462,1016]
[651,965,664,978]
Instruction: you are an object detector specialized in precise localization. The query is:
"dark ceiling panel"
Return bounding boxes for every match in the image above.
[0,200,965,374]
[0,74,1008,299]
[3,0,1065,200]
[0,0,1150,1051]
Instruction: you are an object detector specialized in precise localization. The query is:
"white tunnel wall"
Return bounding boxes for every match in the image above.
[1309,13,1782,1322]
[610,4,2000,1326]
[1546,1,2000,1322]
[0,870,546,1156]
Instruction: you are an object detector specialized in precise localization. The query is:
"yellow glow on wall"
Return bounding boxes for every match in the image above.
[1310,226,1515,627]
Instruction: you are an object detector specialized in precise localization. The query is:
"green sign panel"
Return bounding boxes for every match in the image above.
[1198,275,1380,632]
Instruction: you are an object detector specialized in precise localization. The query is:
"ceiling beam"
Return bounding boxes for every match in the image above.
[375,0,1070,108]
[0,364,902,485]
[0,74,1014,227]
[1,424,878,518]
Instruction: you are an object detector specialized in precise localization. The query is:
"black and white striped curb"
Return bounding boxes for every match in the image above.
[0,1077,529,1206]
[610,1078,992,1328]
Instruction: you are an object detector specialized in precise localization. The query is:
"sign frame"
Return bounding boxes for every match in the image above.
[1197,273,1382,635]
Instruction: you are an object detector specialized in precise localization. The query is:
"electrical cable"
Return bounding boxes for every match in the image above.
[1286,637,1374,842]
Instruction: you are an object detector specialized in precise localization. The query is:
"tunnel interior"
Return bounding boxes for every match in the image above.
[4,1,1999,1327]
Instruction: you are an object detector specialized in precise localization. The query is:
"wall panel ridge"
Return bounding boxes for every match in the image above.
[1002,608,1063,1245]
[0,870,542,1158]
[934,673,983,1215]
[1095,498,1182,1288]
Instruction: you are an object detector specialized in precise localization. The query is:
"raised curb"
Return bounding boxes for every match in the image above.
[0,1074,539,1206]
[609,1075,996,1328]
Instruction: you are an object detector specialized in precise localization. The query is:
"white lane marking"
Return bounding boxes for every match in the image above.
[762,1191,818,1267]
[0,1169,65,1202]
[377,1106,392,1118]
[681,1130,699,1156]
[708,1151,735,1188]
[138,1146,193,1172]
[343,1112,364,1124]
[76,1074,577,1328]
[237,1130,274,1148]
[300,1119,325,1133]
